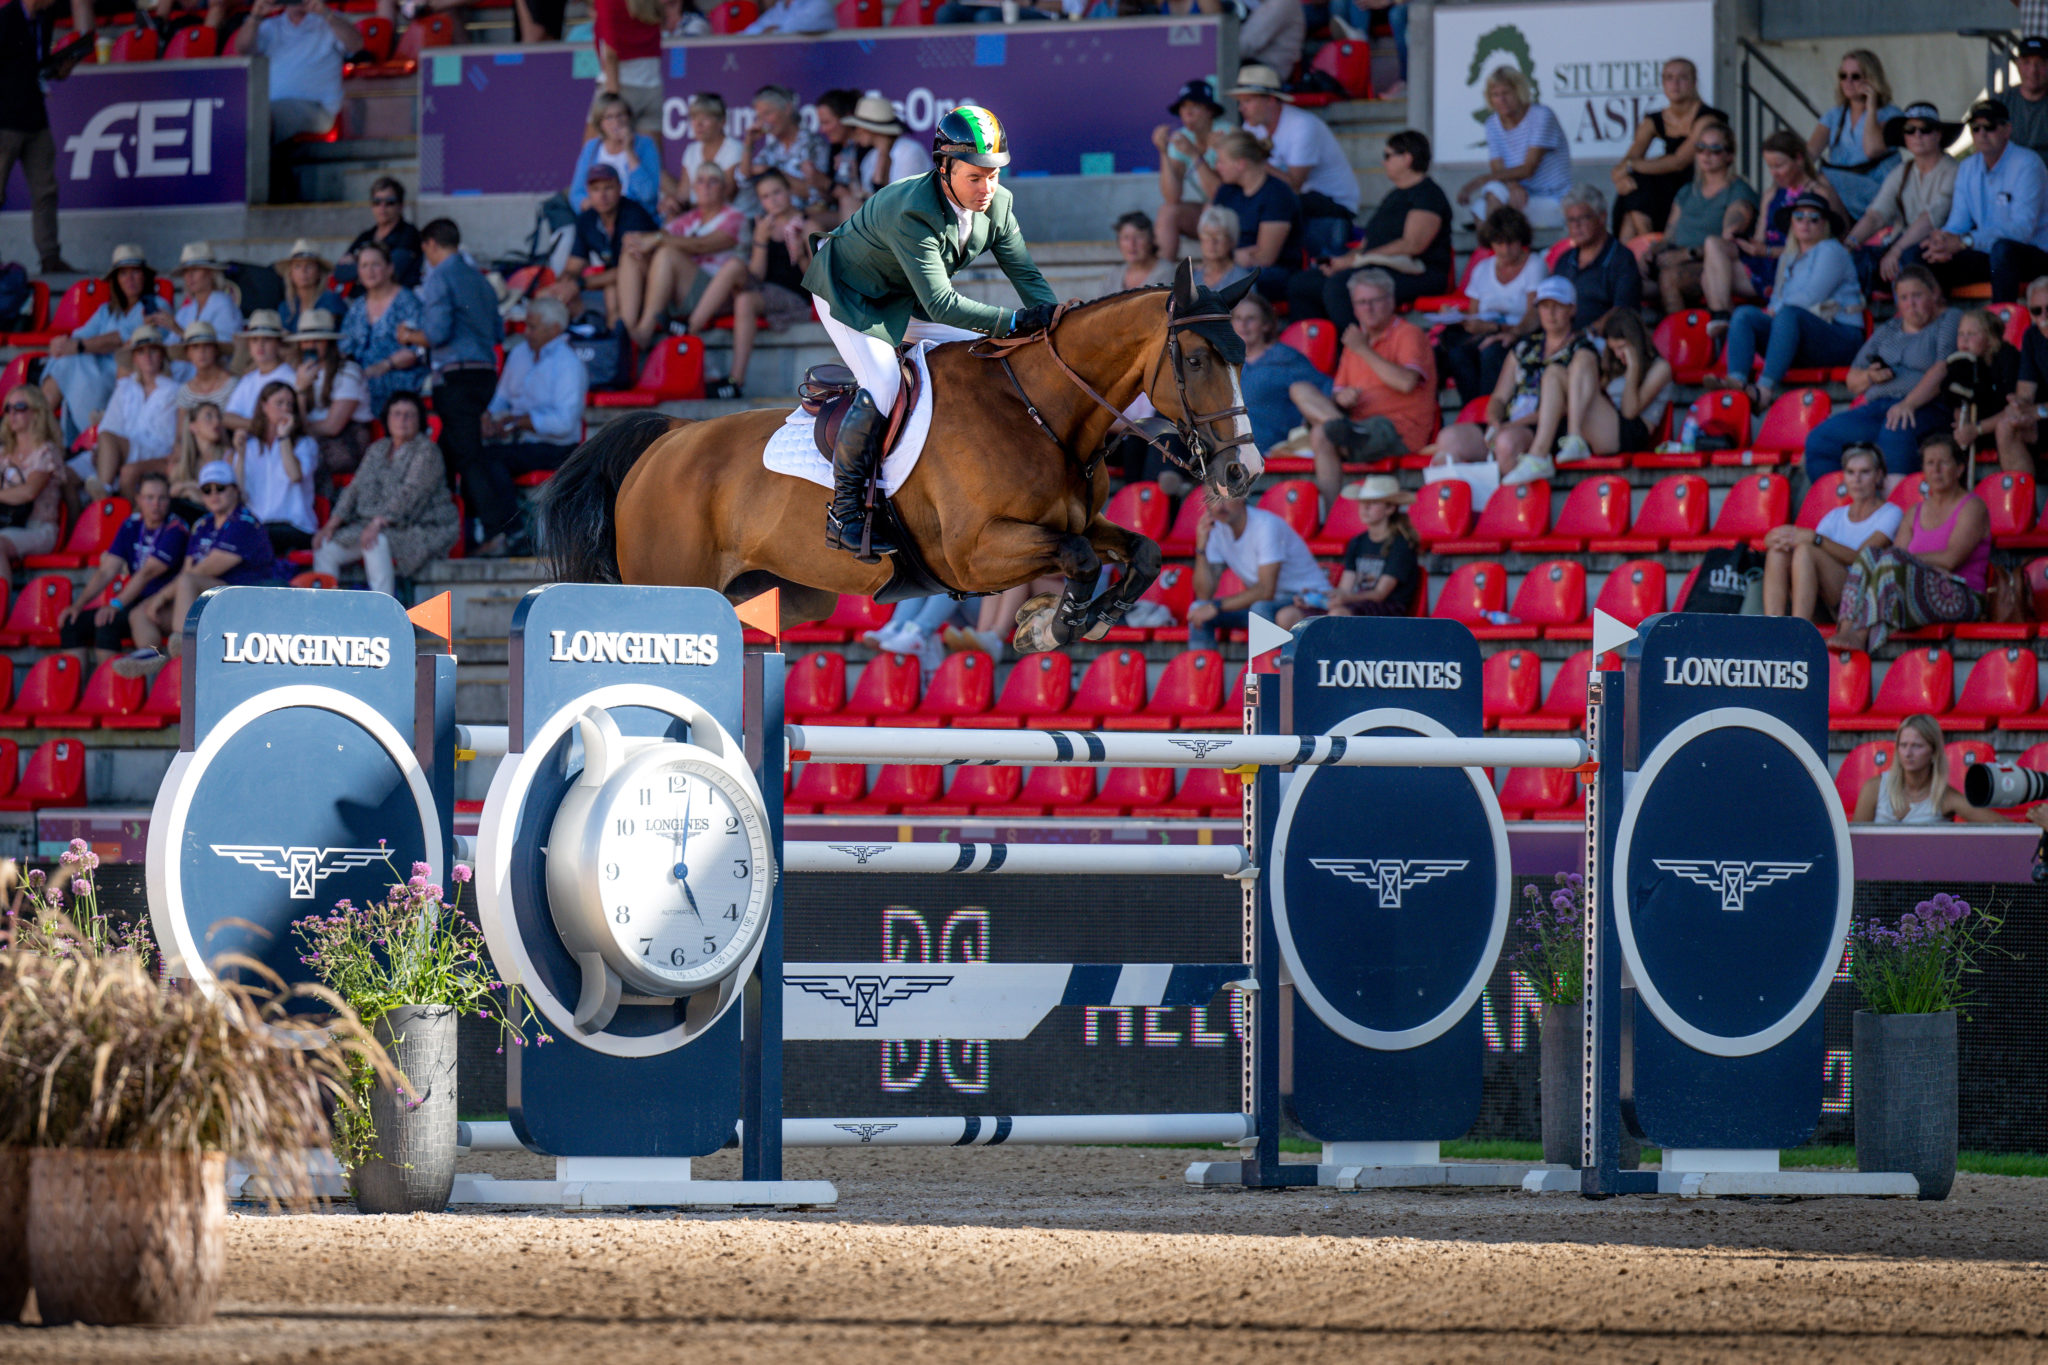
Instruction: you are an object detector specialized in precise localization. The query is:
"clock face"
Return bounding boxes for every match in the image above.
[592,754,769,993]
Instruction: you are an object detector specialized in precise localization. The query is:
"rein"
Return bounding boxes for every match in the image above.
[969,296,1252,480]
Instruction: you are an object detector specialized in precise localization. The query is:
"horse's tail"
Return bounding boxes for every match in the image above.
[537,412,679,583]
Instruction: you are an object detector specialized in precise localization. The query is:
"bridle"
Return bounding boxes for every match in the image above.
[971,291,1253,483]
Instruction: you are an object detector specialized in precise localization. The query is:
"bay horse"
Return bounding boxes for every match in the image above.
[539,261,1262,652]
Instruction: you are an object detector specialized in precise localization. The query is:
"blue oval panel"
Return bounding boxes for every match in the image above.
[1624,725,1842,1039]
[1279,736,1499,1034]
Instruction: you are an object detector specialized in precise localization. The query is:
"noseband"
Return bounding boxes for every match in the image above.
[970,293,1253,482]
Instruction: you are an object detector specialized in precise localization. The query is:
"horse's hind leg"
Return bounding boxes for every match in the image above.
[1011,531,1102,655]
[1075,518,1162,643]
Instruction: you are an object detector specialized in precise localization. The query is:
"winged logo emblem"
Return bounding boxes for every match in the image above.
[210,845,390,899]
[833,1122,901,1143]
[1652,859,1813,913]
[1167,738,1232,759]
[785,974,955,1026]
[1311,857,1470,910]
[826,844,893,865]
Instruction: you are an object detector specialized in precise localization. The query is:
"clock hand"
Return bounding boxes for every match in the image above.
[674,779,704,921]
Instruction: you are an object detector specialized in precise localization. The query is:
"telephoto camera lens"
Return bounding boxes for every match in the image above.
[1964,762,2048,809]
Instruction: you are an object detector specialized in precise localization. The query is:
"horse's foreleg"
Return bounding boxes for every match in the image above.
[1076,519,1162,643]
[1011,530,1102,655]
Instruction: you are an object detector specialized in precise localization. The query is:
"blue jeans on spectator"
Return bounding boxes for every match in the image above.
[1189,597,1285,652]
[1722,304,1863,393]
[889,593,973,634]
[1902,238,2048,304]
[1803,400,1951,479]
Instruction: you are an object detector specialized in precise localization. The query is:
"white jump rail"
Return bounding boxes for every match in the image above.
[785,726,1593,770]
[459,1113,1253,1152]
[784,841,1250,875]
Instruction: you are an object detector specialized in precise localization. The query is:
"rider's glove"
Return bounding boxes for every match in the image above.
[1008,304,1057,337]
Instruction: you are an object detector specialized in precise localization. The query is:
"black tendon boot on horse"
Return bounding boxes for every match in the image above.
[825,389,896,561]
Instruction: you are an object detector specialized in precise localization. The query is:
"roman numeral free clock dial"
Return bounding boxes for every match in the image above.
[544,702,776,1034]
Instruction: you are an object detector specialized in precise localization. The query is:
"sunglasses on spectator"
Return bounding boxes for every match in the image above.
[2031,305,2048,317]
[1791,210,1826,223]
[200,484,230,495]
[1696,143,1731,155]
[1903,124,1938,136]
[2,402,31,414]
[1839,70,1863,82]
[1971,122,1999,134]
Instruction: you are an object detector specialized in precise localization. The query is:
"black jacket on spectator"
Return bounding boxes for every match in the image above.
[573,200,659,272]
[1554,235,1642,331]
[0,1,53,134]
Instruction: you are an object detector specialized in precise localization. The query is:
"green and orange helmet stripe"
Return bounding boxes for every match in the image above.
[933,105,1011,168]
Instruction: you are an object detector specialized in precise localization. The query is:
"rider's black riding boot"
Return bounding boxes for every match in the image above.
[826,389,896,561]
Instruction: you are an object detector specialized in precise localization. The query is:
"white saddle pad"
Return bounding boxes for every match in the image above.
[761,340,940,494]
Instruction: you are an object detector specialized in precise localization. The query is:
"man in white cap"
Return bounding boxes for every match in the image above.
[1224,63,1356,258]
[222,310,296,435]
[117,460,276,677]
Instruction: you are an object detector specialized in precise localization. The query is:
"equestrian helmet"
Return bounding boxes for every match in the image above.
[933,106,1010,168]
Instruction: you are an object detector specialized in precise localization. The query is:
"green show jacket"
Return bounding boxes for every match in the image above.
[802,171,1058,343]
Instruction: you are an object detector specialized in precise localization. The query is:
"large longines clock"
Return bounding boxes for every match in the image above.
[542,700,776,1035]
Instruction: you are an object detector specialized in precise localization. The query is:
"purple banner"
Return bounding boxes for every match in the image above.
[419,19,1220,197]
[1,60,251,213]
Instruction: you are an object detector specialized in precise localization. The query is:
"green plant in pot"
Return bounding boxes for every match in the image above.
[1848,893,2004,1201]
[1508,873,1585,1167]
[293,859,546,1215]
[1,843,382,1327]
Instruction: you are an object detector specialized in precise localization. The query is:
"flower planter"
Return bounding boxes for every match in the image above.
[351,1003,459,1215]
[0,1149,28,1322]
[1854,1009,1957,1201]
[28,1149,225,1326]
[1540,1004,1638,1169]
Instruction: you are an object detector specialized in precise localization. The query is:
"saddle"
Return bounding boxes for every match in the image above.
[800,356,923,461]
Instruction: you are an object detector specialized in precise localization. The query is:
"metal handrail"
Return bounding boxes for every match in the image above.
[1736,37,1824,124]
[1736,38,1826,188]
[1961,27,2017,98]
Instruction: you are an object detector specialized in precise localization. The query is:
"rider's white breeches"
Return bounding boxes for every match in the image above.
[813,293,978,415]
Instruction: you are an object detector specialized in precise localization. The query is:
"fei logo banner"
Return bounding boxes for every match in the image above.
[29,63,249,212]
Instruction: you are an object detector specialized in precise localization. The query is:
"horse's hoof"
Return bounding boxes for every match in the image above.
[1011,593,1063,654]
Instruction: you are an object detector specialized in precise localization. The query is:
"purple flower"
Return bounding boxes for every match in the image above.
[412,861,432,878]
[68,838,86,854]
[453,864,473,884]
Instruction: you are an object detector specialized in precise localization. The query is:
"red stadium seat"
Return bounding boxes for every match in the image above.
[4,281,48,343]
[1481,649,1542,727]
[2012,743,2048,807]
[1510,559,1587,637]
[1410,249,1488,315]
[1014,765,1097,815]
[1105,649,1224,731]
[1944,740,1998,792]
[1411,479,1474,545]
[1867,647,1955,721]
[915,650,994,724]
[956,651,1071,729]
[1723,388,1831,468]
[1031,648,1146,728]
[1187,664,1249,731]
[1309,494,1368,556]
[1795,472,1853,529]
[707,0,759,28]
[1888,476,1930,512]
[1550,560,1665,640]
[1431,561,1506,626]
[1435,480,1548,555]
[1979,471,2047,548]
[1107,562,1195,642]
[842,652,921,723]
[0,576,72,647]
[904,764,1023,816]
[1693,389,1753,445]
[783,594,891,644]
[1670,471,1791,551]
[107,25,159,60]
[35,658,143,730]
[1278,319,1338,374]
[841,764,942,813]
[1078,767,1176,815]
[24,496,128,569]
[1652,310,1716,385]
[0,354,42,396]
[12,280,108,348]
[289,571,339,590]
[1104,480,1169,540]
[890,0,940,21]
[1298,37,1372,102]
[1129,767,1241,819]
[101,654,181,729]
[1591,475,1707,552]
[344,15,391,71]
[590,336,705,406]
[394,10,458,55]
[837,0,884,23]
[1501,650,1593,732]
[785,651,848,723]
[1513,476,1629,553]
[1159,492,1207,556]
[787,762,866,814]
[1948,646,2038,729]
[1499,766,1580,820]
[0,659,18,725]
[164,22,218,57]
[1834,740,1893,812]
[1827,648,1871,727]
[1257,480,1321,544]
[0,738,83,812]
[0,739,20,799]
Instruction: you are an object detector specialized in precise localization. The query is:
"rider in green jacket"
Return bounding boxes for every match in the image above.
[803,105,1059,559]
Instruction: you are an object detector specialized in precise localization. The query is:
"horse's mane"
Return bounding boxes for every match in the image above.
[1053,283,1245,366]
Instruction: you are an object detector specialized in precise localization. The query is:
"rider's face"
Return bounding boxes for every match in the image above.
[947,161,1000,212]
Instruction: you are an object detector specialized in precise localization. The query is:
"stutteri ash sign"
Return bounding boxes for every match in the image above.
[1430,0,1715,160]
